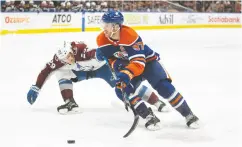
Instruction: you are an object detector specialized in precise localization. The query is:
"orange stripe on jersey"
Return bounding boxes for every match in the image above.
[126,61,145,77]
[120,70,134,79]
[119,25,139,46]
[130,57,146,63]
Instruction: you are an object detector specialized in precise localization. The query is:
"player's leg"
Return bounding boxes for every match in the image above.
[97,64,168,111]
[136,85,170,112]
[143,61,199,128]
[55,69,83,114]
[95,65,162,130]
[115,87,161,131]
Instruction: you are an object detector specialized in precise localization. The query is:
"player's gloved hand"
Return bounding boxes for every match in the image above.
[116,70,134,89]
[95,48,105,61]
[123,83,135,96]
[27,85,40,105]
[112,59,129,73]
[115,83,135,101]
[70,77,78,83]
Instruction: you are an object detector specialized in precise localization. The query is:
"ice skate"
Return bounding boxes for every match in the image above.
[57,99,81,115]
[186,113,200,129]
[145,108,162,131]
[154,100,170,112]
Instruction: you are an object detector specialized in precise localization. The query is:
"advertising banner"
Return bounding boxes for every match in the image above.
[0,12,241,35]
[1,13,82,32]
[207,14,240,24]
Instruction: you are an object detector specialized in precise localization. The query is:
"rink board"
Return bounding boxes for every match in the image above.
[1,12,241,35]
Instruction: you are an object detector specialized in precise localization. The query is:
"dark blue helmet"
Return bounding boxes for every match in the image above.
[101,10,124,24]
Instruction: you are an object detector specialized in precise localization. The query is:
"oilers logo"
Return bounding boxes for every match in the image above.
[113,51,128,60]
[113,46,128,60]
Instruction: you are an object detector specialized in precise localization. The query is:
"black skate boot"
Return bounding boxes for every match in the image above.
[57,99,80,115]
[186,113,200,129]
[154,100,170,112]
[145,108,161,131]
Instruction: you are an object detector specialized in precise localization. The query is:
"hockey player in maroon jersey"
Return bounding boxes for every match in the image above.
[27,41,169,115]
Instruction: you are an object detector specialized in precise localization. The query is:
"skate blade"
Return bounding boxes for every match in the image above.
[147,122,162,131]
[188,121,200,129]
[58,108,82,115]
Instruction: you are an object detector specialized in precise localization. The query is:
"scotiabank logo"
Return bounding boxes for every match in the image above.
[5,16,30,23]
[208,16,240,23]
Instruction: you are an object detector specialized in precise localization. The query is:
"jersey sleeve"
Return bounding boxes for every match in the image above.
[125,36,146,77]
[35,55,65,88]
[119,26,146,77]
[74,42,96,61]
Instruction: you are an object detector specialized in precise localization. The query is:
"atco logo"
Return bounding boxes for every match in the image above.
[5,16,30,23]
[52,14,71,23]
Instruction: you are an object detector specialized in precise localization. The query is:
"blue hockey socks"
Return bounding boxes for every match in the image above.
[155,80,192,117]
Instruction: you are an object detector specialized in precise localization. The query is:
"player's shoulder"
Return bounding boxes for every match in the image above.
[96,32,111,48]
[53,54,65,64]
[119,25,140,46]
[71,41,87,49]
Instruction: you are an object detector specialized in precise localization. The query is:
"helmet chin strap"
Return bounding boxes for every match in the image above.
[110,24,120,39]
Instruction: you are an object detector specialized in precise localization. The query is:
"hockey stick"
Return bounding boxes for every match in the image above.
[103,57,139,138]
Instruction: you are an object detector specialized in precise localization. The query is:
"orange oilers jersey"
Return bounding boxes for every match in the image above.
[96,25,157,77]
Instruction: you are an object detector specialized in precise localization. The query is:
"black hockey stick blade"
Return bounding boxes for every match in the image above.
[123,114,139,138]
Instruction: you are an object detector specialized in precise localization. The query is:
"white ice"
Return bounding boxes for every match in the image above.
[0,28,241,147]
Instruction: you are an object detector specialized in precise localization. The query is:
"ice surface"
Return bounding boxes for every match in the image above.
[0,28,241,147]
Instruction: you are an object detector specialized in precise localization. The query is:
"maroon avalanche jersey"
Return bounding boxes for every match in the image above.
[35,42,97,88]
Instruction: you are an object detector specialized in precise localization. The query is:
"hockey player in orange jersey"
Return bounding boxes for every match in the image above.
[95,10,200,129]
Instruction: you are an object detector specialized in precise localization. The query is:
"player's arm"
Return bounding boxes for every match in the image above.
[36,55,64,88]
[27,55,65,104]
[72,41,96,60]
[122,37,146,78]
[115,38,146,89]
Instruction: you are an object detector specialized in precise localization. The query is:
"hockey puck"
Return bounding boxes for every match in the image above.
[67,140,75,144]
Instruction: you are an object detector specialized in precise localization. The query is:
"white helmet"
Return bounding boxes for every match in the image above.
[56,41,72,61]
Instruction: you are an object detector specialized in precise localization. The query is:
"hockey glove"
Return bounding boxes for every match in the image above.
[115,83,135,101]
[116,70,134,89]
[70,77,78,83]
[123,83,136,96]
[27,85,40,105]
[112,59,129,73]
